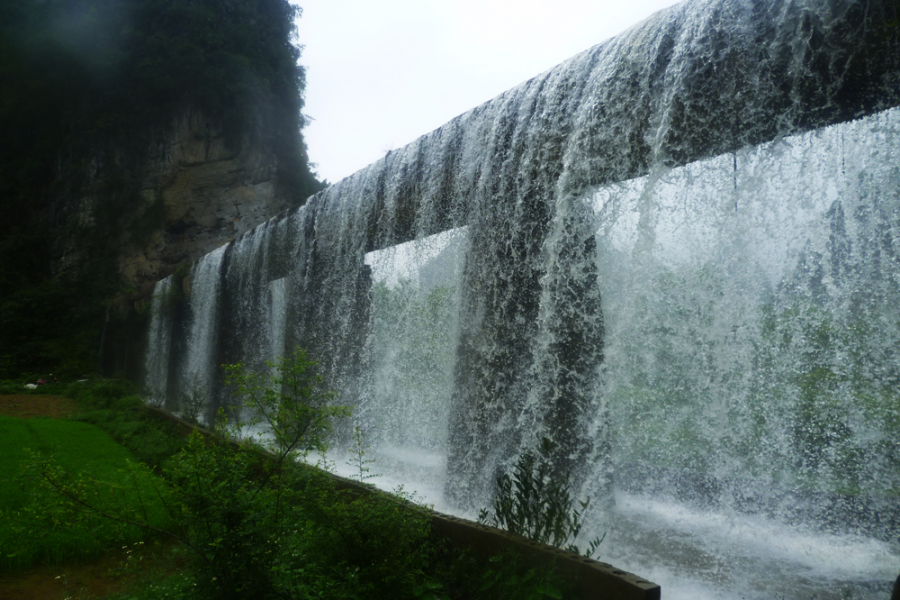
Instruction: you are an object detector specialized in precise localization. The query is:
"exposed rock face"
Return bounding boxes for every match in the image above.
[55,111,292,296]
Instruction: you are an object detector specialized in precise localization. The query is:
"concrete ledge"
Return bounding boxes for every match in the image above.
[143,406,661,600]
[426,509,660,600]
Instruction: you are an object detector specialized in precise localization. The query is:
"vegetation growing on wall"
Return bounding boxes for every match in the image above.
[0,0,324,379]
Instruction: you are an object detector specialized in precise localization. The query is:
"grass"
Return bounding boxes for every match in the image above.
[0,380,580,599]
[75,398,185,470]
[0,415,174,572]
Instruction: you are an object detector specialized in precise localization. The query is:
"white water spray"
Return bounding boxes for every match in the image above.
[138,0,900,596]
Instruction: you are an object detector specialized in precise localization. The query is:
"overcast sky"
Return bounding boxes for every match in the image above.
[294,0,683,184]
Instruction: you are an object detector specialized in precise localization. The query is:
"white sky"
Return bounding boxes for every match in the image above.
[293,0,684,184]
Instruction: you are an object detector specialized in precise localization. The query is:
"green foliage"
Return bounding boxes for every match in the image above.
[347,424,380,482]
[292,483,434,599]
[0,416,173,572]
[0,362,582,599]
[424,545,576,600]
[67,377,136,406]
[77,402,185,470]
[479,438,604,557]
[105,570,197,600]
[603,216,900,497]
[136,351,434,598]
[43,425,439,600]
[177,378,206,426]
[163,431,279,598]
[754,299,897,493]
[223,346,351,456]
[477,551,569,600]
[64,378,187,469]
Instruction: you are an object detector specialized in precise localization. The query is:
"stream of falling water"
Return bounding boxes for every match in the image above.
[310,107,900,599]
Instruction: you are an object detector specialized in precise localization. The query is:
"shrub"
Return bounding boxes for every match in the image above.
[222,346,351,456]
[479,438,604,557]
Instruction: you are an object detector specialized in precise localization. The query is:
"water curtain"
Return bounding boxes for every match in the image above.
[139,1,899,596]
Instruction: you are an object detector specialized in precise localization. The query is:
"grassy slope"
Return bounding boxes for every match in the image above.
[0,415,173,572]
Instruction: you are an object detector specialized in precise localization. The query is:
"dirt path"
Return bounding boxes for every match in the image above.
[0,395,78,419]
[0,551,129,600]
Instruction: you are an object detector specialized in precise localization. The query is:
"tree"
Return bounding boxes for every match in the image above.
[223,346,351,457]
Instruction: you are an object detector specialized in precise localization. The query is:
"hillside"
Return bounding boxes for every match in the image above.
[0,0,324,378]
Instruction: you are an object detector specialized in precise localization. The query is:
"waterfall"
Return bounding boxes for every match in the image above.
[584,108,900,599]
[137,0,900,597]
[142,275,175,405]
[173,246,227,420]
[363,229,464,453]
[594,109,900,505]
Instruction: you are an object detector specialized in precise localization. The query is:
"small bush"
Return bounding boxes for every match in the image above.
[479,438,604,557]
[67,378,136,409]
[222,346,350,456]
[346,424,379,482]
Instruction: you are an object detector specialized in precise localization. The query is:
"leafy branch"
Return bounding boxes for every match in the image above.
[346,425,380,483]
[223,347,349,457]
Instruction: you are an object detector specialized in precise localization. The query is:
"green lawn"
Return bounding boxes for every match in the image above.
[0,415,173,572]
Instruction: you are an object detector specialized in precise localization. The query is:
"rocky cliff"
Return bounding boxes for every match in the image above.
[0,0,321,378]
[53,111,298,298]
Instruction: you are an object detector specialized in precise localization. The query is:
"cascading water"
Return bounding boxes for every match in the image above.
[594,111,900,508]
[142,275,175,405]
[172,246,227,414]
[136,0,900,596]
[363,229,464,453]
[582,107,900,600]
